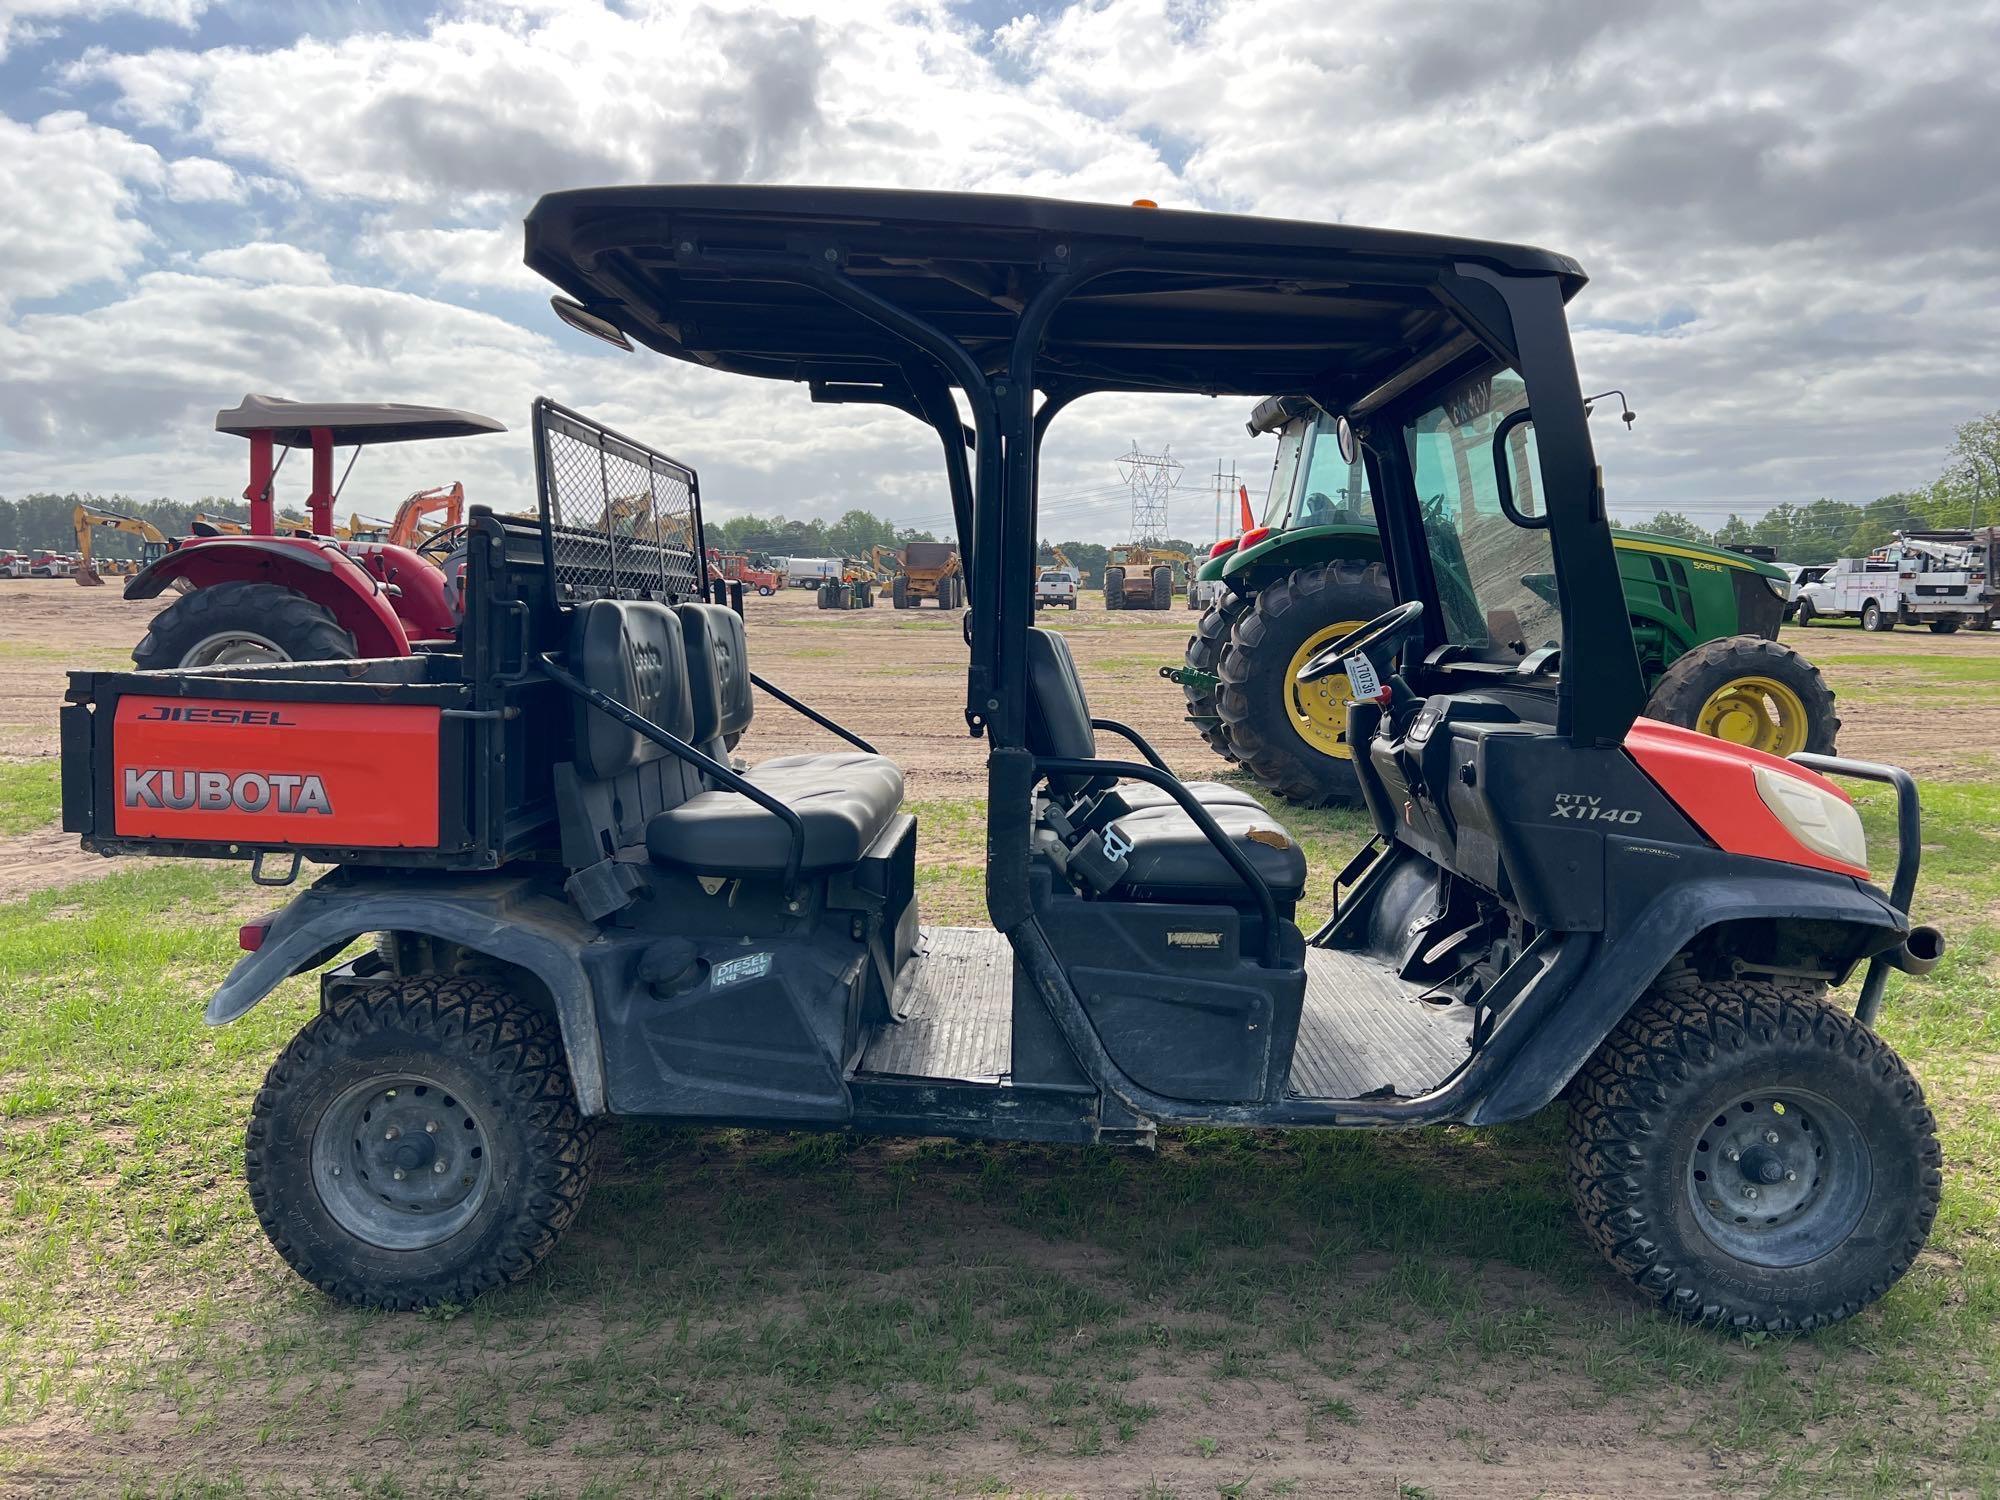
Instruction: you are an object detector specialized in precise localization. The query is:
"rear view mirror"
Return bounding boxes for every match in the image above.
[1336,415,1358,466]
[550,296,633,351]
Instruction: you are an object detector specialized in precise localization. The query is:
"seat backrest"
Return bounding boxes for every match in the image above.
[676,602,753,760]
[559,599,702,865]
[1025,627,1099,797]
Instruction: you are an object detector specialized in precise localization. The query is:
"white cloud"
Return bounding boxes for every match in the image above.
[162,154,242,201]
[194,242,333,284]
[0,0,207,58]
[0,110,160,304]
[368,222,541,292]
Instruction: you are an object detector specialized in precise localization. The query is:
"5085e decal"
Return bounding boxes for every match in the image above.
[113,697,440,847]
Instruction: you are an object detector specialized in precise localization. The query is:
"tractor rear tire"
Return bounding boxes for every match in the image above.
[1214,559,1395,806]
[1643,635,1838,757]
[1181,592,1250,763]
[1567,969,1940,1332]
[1150,565,1172,610]
[1104,568,1126,611]
[133,580,357,670]
[247,974,598,1310]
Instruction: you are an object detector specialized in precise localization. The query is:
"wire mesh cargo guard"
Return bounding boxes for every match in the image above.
[532,397,705,604]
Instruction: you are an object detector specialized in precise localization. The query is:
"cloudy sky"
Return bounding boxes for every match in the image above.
[1,0,1995,544]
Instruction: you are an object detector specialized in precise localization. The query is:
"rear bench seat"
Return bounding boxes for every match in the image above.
[646,602,904,876]
[564,598,903,884]
[1024,626,1305,907]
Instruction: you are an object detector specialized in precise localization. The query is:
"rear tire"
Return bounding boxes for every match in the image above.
[1214,559,1395,806]
[1150,565,1172,610]
[892,574,910,609]
[133,580,357,670]
[1567,970,1939,1331]
[247,975,597,1311]
[1861,599,1892,632]
[1928,619,1959,634]
[1643,635,1839,756]
[1104,568,1126,611]
[1181,592,1251,762]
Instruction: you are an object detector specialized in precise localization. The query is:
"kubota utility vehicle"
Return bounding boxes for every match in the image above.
[123,396,505,669]
[1170,404,1839,806]
[63,189,1943,1331]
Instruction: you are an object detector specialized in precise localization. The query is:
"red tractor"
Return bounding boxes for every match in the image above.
[127,396,505,669]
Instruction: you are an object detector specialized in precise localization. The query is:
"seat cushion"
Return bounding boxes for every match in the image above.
[646,752,905,875]
[569,598,693,780]
[1104,801,1307,904]
[1078,779,1263,828]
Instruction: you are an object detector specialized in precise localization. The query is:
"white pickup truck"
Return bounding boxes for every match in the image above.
[1034,567,1079,609]
[1797,535,1998,633]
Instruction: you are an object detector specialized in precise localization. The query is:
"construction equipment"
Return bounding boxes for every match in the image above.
[72,503,173,584]
[817,557,879,609]
[120,395,507,668]
[889,539,963,609]
[1169,401,1836,804]
[1796,529,2000,633]
[64,187,1943,1336]
[706,549,780,595]
[1103,543,1187,610]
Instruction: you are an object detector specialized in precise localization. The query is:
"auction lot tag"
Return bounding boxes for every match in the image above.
[1343,654,1383,700]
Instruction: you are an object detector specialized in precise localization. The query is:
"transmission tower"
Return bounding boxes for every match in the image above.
[1209,461,1239,545]
[1117,442,1181,543]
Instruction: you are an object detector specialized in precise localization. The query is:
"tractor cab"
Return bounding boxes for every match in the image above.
[63,189,1943,1330]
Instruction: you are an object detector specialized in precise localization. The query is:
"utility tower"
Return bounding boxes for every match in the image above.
[1118,442,1181,543]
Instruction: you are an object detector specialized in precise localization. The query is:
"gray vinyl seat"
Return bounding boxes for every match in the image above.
[645,602,905,876]
[1023,626,1301,904]
[1024,627,1259,819]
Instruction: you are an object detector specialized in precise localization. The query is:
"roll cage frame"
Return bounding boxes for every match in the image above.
[524,189,1650,945]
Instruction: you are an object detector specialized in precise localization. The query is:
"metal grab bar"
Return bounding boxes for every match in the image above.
[1088,717,1169,772]
[1034,754,1284,966]
[538,652,808,894]
[1788,751,1923,1025]
[751,671,877,753]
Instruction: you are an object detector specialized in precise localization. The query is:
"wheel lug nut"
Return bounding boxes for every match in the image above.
[425,1121,438,1134]
[384,1126,400,1141]
[1725,1149,1740,1162]
[433,1159,448,1174]
[1763,1131,1779,1145]
[393,1169,407,1181]
[1786,1171,1797,1182]
[330,1166,341,1177]
[1744,1186,1759,1200]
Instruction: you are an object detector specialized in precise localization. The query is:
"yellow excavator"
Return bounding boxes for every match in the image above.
[72,503,172,585]
[347,483,465,554]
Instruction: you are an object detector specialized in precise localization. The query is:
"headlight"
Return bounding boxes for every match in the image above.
[1764,575,1791,600]
[1753,765,1867,868]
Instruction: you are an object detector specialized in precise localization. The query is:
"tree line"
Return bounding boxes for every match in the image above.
[0,494,243,558]
[1631,411,2000,564]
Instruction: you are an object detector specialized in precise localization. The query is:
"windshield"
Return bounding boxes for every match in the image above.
[1261,414,1374,530]
[1405,369,1561,661]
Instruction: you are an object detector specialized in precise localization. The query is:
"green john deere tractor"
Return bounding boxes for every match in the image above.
[1169,394,1838,806]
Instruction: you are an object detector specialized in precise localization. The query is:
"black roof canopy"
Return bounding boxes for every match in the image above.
[524,186,1586,408]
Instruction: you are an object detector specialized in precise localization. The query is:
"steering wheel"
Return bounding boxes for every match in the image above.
[1296,600,1424,683]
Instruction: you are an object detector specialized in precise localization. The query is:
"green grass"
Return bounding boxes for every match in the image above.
[0,758,61,834]
[2,785,1998,1494]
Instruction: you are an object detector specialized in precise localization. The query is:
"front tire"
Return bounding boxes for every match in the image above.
[133,580,357,669]
[1643,635,1839,756]
[1104,568,1126,611]
[1181,592,1251,762]
[247,975,597,1310]
[1568,972,1940,1332]
[1213,559,1395,806]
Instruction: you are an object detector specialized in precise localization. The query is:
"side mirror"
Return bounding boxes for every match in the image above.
[550,296,633,351]
[1335,414,1359,465]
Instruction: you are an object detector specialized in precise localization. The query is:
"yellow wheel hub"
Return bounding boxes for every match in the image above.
[1695,675,1811,756]
[1286,620,1371,758]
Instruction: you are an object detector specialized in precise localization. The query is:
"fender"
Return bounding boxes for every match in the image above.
[1463,864,1906,1124]
[344,541,457,638]
[125,536,411,658]
[210,873,612,1114]
[1212,522,1383,585]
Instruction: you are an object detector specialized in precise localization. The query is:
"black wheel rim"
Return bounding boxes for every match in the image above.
[1685,1089,1870,1268]
[311,1073,493,1250]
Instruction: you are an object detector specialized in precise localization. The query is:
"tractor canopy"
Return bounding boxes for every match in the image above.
[215,395,507,447]
[522,186,1646,783]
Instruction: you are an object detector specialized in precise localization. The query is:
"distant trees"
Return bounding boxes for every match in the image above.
[709,509,935,559]
[0,494,243,558]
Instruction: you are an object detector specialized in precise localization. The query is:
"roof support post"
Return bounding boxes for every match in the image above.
[244,431,276,536]
[307,427,336,539]
[908,370,976,591]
